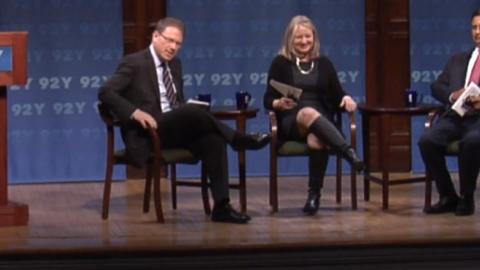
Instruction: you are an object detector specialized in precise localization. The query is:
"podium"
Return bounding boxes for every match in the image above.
[0,32,29,226]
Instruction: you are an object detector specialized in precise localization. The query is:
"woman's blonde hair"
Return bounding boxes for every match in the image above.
[278,15,321,61]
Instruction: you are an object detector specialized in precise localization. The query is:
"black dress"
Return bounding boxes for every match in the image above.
[263,55,347,140]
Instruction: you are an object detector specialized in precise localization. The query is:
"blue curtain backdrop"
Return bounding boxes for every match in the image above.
[168,0,366,177]
[410,0,480,173]
[0,0,124,183]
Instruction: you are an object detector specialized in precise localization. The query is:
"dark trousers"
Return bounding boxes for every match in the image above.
[418,113,480,197]
[157,105,236,203]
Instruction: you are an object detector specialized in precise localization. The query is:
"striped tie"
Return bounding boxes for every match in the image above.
[162,62,177,108]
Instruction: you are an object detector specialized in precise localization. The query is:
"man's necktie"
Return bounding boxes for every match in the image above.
[470,54,480,85]
[162,62,177,107]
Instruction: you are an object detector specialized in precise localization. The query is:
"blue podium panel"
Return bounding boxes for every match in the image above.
[0,47,13,71]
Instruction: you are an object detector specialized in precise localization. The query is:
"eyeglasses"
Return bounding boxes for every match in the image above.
[159,32,183,47]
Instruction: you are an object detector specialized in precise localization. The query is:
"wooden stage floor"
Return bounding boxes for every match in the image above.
[2,175,480,269]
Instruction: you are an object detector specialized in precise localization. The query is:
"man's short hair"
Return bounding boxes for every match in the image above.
[471,9,480,20]
[155,17,185,37]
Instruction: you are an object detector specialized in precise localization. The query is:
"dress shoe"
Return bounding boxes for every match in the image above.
[302,191,320,215]
[424,195,459,214]
[231,132,271,151]
[455,195,475,216]
[342,147,365,172]
[211,203,251,224]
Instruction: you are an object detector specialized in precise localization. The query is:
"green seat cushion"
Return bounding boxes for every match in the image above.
[446,141,459,155]
[277,141,310,156]
[114,148,198,164]
[161,148,199,164]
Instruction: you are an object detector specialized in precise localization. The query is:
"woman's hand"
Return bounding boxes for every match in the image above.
[339,95,357,112]
[273,97,298,111]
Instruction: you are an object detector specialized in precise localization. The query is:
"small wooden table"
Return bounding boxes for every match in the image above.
[211,106,259,213]
[358,104,440,209]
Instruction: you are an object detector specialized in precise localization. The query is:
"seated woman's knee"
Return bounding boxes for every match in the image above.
[296,107,320,125]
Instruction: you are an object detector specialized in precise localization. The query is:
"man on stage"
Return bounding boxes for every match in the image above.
[419,9,480,216]
[99,17,270,224]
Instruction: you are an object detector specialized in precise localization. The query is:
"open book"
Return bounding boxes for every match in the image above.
[269,79,303,101]
[452,82,480,116]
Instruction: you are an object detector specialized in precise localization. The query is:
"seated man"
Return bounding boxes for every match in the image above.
[418,9,480,216]
[98,17,270,224]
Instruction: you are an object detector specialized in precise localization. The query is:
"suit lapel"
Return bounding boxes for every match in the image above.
[143,51,162,111]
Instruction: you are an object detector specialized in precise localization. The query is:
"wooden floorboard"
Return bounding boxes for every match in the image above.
[1,174,479,256]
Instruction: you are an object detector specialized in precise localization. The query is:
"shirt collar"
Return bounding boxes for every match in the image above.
[149,44,164,68]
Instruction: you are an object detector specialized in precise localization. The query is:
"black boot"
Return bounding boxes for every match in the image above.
[308,116,364,172]
[303,190,320,215]
[341,146,365,172]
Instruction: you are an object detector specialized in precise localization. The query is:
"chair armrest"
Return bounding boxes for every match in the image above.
[345,111,357,149]
[98,102,121,126]
[425,108,443,129]
[146,122,164,164]
[268,111,279,147]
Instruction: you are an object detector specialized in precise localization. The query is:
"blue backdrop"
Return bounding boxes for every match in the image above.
[410,0,480,172]
[0,0,124,183]
[1,0,365,183]
[168,0,366,177]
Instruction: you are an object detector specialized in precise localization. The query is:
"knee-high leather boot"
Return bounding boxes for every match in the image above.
[303,150,329,215]
[308,116,364,172]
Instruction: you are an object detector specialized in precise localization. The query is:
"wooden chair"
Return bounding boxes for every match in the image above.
[423,108,459,209]
[268,110,358,212]
[98,103,210,223]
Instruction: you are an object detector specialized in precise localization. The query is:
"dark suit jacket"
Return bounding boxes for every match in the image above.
[431,50,473,107]
[98,49,185,166]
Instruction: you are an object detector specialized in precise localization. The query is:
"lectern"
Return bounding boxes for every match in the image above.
[0,32,29,226]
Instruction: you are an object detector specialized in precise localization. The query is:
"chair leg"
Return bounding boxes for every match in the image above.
[351,167,358,210]
[200,162,211,215]
[101,158,114,220]
[336,155,342,204]
[143,164,153,213]
[170,164,177,210]
[153,162,164,223]
[270,155,279,213]
[364,175,370,201]
[424,172,432,210]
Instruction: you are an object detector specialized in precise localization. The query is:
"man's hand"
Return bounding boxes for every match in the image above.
[450,88,465,102]
[132,109,157,129]
[467,95,480,110]
[273,97,298,111]
[339,95,357,112]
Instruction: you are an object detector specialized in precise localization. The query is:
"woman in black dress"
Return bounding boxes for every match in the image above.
[264,15,364,215]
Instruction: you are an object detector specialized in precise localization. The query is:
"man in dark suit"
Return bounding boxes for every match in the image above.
[98,17,270,224]
[418,9,480,216]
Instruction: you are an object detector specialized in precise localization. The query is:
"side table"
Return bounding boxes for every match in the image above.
[358,104,440,209]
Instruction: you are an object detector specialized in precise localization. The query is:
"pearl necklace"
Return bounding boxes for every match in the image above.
[296,57,314,75]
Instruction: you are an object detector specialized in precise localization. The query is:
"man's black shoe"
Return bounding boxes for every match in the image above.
[231,132,271,151]
[211,203,251,224]
[455,195,475,216]
[302,191,320,215]
[424,195,459,214]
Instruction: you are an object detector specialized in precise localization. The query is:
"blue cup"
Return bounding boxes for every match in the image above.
[236,91,251,110]
[197,93,211,104]
[405,89,417,107]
